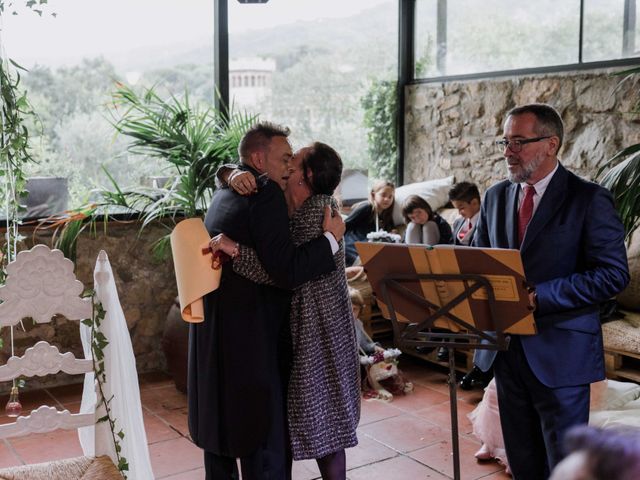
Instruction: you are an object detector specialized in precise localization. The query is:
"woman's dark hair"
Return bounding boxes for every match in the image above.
[401,195,434,223]
[302,142,343,195]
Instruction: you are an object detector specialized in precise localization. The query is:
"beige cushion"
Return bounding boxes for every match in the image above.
[602,312,640,355]
[391,176,455,225]
[618,230,640,311]
[0,455,121,480]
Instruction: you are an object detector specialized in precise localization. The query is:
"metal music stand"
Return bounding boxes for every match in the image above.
[379,273,508,480]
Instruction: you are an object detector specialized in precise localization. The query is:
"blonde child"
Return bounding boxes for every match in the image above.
[344,180,395,266]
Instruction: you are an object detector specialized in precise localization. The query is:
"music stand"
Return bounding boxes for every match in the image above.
[357,243,536,480]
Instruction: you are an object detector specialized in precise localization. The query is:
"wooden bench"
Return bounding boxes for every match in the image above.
[605,347,640,383]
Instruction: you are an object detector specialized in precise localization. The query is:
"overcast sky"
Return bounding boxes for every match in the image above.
[0,0,393,67]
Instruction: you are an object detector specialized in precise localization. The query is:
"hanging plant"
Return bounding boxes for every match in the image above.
[0,0,54,279]
[0,1,55,17]
[0,58,38,281]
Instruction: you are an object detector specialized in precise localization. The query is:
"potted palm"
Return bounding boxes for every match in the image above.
[106,83,255,258]
[48,83,255,257]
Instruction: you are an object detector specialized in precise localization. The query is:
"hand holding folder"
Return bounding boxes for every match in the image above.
[170,218,221,323]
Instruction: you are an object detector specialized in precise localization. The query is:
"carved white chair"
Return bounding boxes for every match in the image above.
[0,245,122,479]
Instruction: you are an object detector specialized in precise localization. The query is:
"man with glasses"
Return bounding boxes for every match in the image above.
[472,103,629,479]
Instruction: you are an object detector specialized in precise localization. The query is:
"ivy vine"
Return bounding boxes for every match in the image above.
[0,59,37,283]
[361,79,398,181]
[82,291,129,478]
[0,0,53,283]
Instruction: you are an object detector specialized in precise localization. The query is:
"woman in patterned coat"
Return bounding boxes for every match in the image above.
[212,142,360,480]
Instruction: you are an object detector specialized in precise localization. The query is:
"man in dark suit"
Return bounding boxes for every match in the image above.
[188,122,345,480]
[473,104,629,479]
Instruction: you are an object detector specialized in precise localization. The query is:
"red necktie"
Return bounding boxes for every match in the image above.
[458,220,472,241]
[518,185,535,247]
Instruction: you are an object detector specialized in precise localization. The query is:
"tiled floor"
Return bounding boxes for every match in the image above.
[0,358,510,479]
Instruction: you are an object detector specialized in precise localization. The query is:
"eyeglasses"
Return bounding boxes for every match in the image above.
[495,136,551,153]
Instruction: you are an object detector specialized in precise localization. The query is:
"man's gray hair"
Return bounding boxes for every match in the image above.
[507,103,564,153]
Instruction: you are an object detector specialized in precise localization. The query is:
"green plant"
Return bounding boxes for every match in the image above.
[0,0,54,17]
[0,58,39,282]
[0,0,55,281]
[44,83,255,260]
[361,79,398,180]
[597,66,640,241]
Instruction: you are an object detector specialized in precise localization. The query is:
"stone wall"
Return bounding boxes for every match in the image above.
[404,68,640,191]
[0,221,177,392]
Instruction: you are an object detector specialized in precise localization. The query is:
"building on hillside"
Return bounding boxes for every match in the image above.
[229,57,276,108]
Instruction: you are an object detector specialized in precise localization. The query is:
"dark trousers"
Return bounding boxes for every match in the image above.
[203,378,291,480]
[494,336,590,480]
[204,437,292,480]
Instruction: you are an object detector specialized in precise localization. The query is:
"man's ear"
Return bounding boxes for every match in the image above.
[249,151,265,172]
[548,136,561,156]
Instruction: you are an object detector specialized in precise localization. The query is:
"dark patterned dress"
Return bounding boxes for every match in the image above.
[232,194,360,460]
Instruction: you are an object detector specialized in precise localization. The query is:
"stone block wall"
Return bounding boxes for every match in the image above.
[404,68,640,191]
[0,221,177,392]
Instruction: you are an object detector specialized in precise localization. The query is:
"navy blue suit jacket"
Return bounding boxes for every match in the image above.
[474,163,629,388]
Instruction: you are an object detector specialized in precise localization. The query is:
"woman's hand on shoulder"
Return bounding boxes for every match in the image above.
[229,170,257,196]
[203,233,240,269]
[208,233,239,257]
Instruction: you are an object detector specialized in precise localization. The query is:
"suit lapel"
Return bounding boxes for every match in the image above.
[505,182,519,249]
[520,164,567,253]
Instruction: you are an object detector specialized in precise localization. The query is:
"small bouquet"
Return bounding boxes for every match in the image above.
[366,230,402,244]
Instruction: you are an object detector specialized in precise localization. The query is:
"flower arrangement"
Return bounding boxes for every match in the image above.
[366,230,402,243]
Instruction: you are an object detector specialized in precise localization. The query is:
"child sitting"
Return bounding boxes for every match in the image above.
[349,287,413,401]
[344,180,396,266]
[402,195,440,245]
[448,181,482,246]
[349,286,382,356]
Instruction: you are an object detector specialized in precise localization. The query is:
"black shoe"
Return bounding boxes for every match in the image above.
[415,345,435,355]
[459,366,493,391]
[436,346,449,362]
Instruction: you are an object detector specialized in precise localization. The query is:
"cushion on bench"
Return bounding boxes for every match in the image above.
[0,455,121,480]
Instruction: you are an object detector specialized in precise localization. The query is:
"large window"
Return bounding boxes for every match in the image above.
[414,0,639,79]
[228,0,398,183]
[2,0,214,207]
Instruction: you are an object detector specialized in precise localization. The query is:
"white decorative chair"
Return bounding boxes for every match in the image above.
[0,245,148,479]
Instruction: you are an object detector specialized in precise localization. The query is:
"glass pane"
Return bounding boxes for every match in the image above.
[229,0,398,184]
[2,0,214,209]
[415,0,581,78]
[583,0,638,61]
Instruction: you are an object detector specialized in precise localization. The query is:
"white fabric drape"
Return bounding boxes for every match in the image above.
[78,250,154,479]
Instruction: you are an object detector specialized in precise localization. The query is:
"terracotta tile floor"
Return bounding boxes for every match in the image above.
[0,359,510,479]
